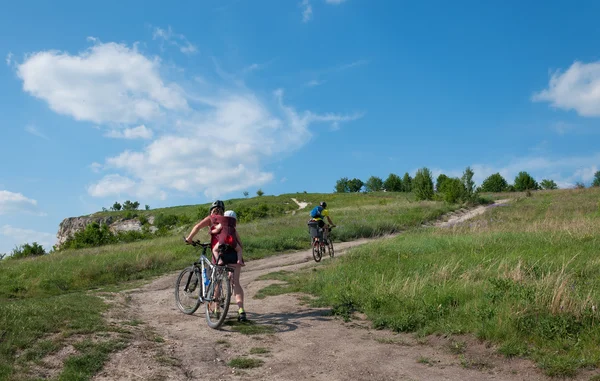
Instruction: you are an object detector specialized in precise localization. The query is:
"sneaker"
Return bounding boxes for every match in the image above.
[237,311,248,322]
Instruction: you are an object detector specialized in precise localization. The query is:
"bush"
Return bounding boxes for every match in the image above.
[540,179,558,190]
[335,177,350,193]
[481,173,508,192]
[383,173,403,192]
[62,223,116,249]
[138,215,149,226]
[197,206,210,220]
[413,167,434,201]
[364,176,384,192]
[347,178,364,193]
[440,178,466,203]
[436,174,450,192]
[514,171,539,191]
[592,171,600,187]
[402,173,412,192]
[154,214,179,229]
[10,242,46,259]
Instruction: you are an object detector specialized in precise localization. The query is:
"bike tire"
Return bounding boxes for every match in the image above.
[328,240,334,258]
[205,267,232,329]
[175,266,202,314]
[312,241,322,262]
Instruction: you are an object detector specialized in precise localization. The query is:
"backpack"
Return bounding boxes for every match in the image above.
[211,215,238,248]
[310,206,323,219]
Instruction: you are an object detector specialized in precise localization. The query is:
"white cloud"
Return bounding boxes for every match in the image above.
[17,42,188,125]
[306,79,324,87]
[301,0,313,22]
[17,40,362,201]
[153,26,198,55]
[0,225,55,253]
[25,124,49,140]
[551,121,576,135]
[325,0,347,4]
[0,190,40,215]
[104,125,153,140]
[5,52,13,66]
[533,60,600,117]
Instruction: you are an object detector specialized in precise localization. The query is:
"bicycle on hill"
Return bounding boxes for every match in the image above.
[174,239,235,329]
[307,221,335,262]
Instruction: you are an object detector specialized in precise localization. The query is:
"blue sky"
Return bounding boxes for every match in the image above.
[2,0,600,254]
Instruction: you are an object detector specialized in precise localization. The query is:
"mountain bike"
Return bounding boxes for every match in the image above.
[174,239,235,329]
[308,223,335,262]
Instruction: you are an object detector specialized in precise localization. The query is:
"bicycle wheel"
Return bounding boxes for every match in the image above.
[312,240,322,262]
[205,267,232,329]
[175,266,202,314]
[327,239,334,258]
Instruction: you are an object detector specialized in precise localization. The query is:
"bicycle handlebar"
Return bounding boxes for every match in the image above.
[183,237,211,248]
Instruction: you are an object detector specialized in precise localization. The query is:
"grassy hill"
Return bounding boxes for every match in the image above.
[11,188,600,378]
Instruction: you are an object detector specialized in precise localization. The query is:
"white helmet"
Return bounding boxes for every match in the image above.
[224,210,237,220]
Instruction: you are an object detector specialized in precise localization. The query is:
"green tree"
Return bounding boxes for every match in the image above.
[435,174,450,192]
[441,178,466,203]
[364,176,384,192]
[540,179,558,190]
[334,177,350,193]
[402,172,412,192]
[413,167,434,201]
[243,191,249,197]
[480,173,508,192]
[11,242,46,259]
[347,178,364,192]
[383,173,403,192]
[256,189,264,197]
[514,171,539,191]
[112,202,122,211]
[462,166,475,198]
[145,204,150,210]
[575,182,586,189]
[592,171,600,187]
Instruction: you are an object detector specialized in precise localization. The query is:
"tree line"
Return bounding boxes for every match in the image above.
[334,167,572,203]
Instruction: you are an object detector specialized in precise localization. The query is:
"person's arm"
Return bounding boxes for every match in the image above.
[326,216,335,226]
[235,230,243,249]
[185,216,212,242]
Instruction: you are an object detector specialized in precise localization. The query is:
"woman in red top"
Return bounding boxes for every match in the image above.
[185,200,247,322]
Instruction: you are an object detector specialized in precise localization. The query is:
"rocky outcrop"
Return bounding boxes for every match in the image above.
[56,215,156,248]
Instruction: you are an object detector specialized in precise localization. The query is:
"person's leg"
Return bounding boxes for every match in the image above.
[230,264,246,321]
[212,243,224,265]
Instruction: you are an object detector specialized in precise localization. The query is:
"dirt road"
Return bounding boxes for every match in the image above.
[93,200,585,381]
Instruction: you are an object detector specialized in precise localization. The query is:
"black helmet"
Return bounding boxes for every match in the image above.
[210,200,225,212]
[319,201,327,208]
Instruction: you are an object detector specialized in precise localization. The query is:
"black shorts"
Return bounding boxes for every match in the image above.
[317,219,325,228]
[213,247,238,265]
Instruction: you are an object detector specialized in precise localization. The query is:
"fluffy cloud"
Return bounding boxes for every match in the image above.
[325,0,347,4]
[533,60,600,117]
[18,40,362,200]
[0,190,40,215]
[17,42,188,124]
[301,0,313,22]
[0,225,55,253]
[104,125,153,140]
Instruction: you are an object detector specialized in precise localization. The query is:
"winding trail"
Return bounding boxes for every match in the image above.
[92,199,583,381]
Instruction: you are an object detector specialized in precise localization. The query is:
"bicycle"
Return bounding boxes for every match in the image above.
[308,222,335,262]
[174,239,235,329]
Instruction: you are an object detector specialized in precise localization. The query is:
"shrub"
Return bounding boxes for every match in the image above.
[413,167,434,201]
[123,211,138,220]
[436,174,450,192]
[62,223,116,249]
[335,177,350,193]
[154,213,179,229]
[256,189,265,197]
[364,176,384,192]
[440,178,466,203]
[402,173,412,192]
[197,206,210,220]
[461,166,475,198]
[383,173,403,192]
[138,215,149,226]
[514,171,539,191]
[480,173,508,192]
[540,179,558,190]
[347,178,364,193]
[10,242,46,259]
[592,171,600,187]
[112,202,122,211]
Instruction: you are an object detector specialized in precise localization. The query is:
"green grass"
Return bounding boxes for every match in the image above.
[0,190,491,378]
[249,347,270,354]
[256,188,600,377]
[226,320,276,335]
[227,357,264,369]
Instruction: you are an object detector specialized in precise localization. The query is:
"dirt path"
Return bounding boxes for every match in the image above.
[291,198,309,210]
[93,199,583,381]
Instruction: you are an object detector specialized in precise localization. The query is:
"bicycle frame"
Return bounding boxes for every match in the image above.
[188,241,234,302]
